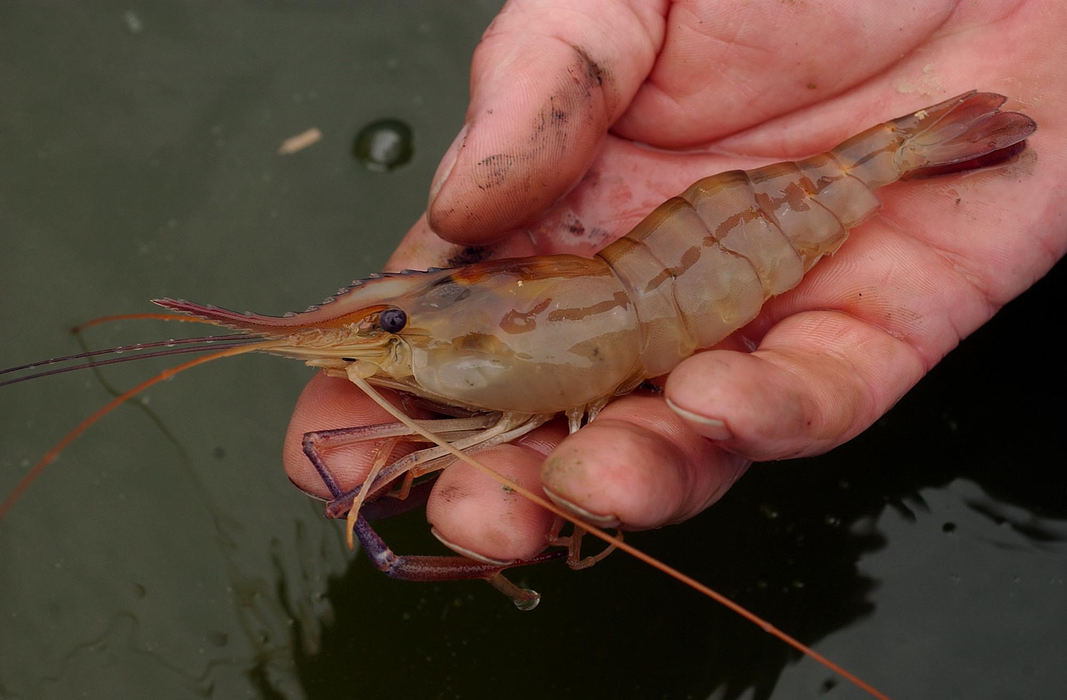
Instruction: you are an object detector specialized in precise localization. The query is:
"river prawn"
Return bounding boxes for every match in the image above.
[0,91,1037,699]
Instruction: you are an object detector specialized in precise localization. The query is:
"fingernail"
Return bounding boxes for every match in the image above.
[542,487,621,528]
[430,527,512,565]
[428,123,468,206]
[666,397,733,441]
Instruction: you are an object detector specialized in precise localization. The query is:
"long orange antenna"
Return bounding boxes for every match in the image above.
[347,373,892,700]
[0,342,277,521]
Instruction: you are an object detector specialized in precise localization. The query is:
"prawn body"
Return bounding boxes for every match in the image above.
[160,91,1035,419]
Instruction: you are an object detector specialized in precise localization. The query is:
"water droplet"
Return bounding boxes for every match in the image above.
[353,118,414,172]
[512,589,541,611]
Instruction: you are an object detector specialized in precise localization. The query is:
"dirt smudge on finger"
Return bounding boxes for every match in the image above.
[473,153,515,191]
[446,244,493,267]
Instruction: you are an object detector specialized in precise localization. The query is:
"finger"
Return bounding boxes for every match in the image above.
[613,0,955,147]
[384,213,543,273]
[426,420,567,563]
[426,0,663,245]
[665,311,926,462]
[540,395,750,530]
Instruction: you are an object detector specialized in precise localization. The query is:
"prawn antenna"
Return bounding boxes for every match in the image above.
[0,340,280,521]
[0,334,259,387]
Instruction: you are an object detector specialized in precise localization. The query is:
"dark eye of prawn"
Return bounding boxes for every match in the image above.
[378,307,407,333]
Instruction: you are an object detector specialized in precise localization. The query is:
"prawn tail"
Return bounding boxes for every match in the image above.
[834,91,1037,186]
[893,91,1037,179]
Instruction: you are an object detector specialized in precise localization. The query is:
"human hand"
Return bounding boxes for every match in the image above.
[283,0,1066,563]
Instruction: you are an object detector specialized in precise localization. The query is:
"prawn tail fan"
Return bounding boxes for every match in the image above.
[892,91,1037,178]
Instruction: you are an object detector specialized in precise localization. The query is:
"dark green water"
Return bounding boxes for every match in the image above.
[1,3,1064,699]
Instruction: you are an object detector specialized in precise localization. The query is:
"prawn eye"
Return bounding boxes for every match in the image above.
[378,307,407,333]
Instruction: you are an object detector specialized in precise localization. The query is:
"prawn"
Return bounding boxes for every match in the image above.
[0,91,1037,699]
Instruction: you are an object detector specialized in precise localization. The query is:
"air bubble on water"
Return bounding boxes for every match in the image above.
[353,119,414,172]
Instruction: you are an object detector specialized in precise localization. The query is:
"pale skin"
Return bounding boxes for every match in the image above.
[283,0,1067,563]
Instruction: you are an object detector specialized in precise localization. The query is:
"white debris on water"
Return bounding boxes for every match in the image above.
[277,128,323,155]
[123,10,143,34]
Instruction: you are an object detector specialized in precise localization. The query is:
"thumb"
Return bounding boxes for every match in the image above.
[427,0,662,244]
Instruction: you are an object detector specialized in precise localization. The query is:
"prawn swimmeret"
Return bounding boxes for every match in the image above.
[0,91,1037,698]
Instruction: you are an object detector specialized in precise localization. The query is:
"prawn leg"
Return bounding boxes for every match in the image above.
[303,409,567,606]
[350,514,565,610]
[303,412,549,518]
[300,414,498,512]
[548,525,619,570]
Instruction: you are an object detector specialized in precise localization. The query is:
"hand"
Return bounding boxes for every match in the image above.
[283,0,1066,562]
